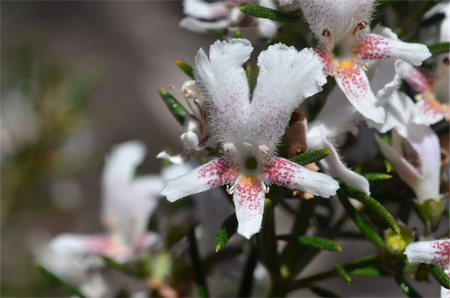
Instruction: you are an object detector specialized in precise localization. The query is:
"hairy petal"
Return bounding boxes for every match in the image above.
[50,233,115,256]
[321,139,370,194]
[183,0,228,20]
[233,177,265,239]
[264,157,339,198]
[357,34,431,66]
[248,45,326,151]
[398,62,433,94]
[335,62,385,123]
[414,98,447,125]
[405,240,450,267]
[194,39,252,144]
[180,17,230,34]
[160,158,237,202]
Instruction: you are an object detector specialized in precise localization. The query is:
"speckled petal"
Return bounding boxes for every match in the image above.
[405,239,450,267]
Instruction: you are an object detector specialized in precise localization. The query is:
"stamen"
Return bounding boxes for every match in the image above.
[362,63,370,71]
[414,94,423,101]
[222,143,236,154]
[352,20,367,35]
[444,57,450,66]
[265,186,270,194]
[243,142,252,149]
[259,145,270,154]
[322,29,331,37]
[226,185,234,195]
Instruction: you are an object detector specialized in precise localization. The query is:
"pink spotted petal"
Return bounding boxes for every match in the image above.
[398,62,433,95]
[335,62,385,124]
[321,139,370,195]
[357,34,431,66]
[415,97,447,125]
[233,177,265,239]
[160,158,237,202]
[264,157,339,198]
[50,233,115,256]
[405,239,450,267]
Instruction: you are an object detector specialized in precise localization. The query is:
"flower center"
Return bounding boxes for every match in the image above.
[244,156,258,171]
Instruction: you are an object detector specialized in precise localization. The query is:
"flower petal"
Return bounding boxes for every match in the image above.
[357,34,431,66]
[194,39,252,144]
[397,62,432,95]
[335,62,385,123]
[160,158,237,202]
[179,17,230,34]
[183,0,228,20]
[248,45,326,151]
[50,233,114,256]
[264,157,339,198]
[233,177,265,239]
[300,0,375,44]
[405,239,450,267]
[414,98,447,125]
[321,139,370,194]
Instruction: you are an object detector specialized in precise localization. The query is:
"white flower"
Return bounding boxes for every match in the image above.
[161,39,339,239]
[300,0,431,124]
[180,0,280,40]
[51,141,164,263]
[374,92,441,202]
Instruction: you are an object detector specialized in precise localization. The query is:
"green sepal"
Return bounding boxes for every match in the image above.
[158,88,189,125]
[277,235,342,252]
[173,60,194,79]
[346,187,400,234]
[240,5,300,23]
[337,188,385,248]
[36,263,86,298]
[350,266,381,277]
[290,149,330,166]
[384,160,393,173]
[234,26,242,39]
[333,264,351,282]
[363,173,392,181]
[215,213,238,252]
[429,264,450,289]
[428,42,450,56]
[384,225,413,255]
[206,28,228,35]
[309,286,343,298]
[415,198,446,232]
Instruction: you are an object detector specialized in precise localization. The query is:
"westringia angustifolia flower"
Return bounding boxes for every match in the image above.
[405,239,450,298]
[299,0,431,123]
[160,39,339,239]
[51,141,164,263]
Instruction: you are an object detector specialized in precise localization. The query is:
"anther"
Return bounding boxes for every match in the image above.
[444,57,450,66]
[243,142,252,149]
[259,145,270,154]
[226,186,234,195]
[414,94,423,101]
[357,21,367,30]
[322,29,331,37]
[362,63,370,71]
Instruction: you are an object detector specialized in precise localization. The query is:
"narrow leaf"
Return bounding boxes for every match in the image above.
[310,286,343,298]
[334,264,351,282]
[101,256,144,278]
[206,28,228,35]
[385,160,393,173]
[429,264,450,289]
[290,149,330,166]
[278,235,341,252]
[337,188,385,248]
[395,275,422,297]
[158,88,189,125]
[234,26,242,39]
[215,213,238,252]
[428,42,450,56]
[240,5,300,23]
[173,60,194,79]
[36,263,86,298]
[350,267,381,277]
[363,173,392,181]
[187,228,209,298]
[346,187,400,234]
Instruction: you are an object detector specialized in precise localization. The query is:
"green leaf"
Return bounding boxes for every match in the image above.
[101,256,145,278]
[36,263,86,298]
[245,64,255,97]
[428,42,450,56]
[278,235,341,252]
[158,88,189,125]
[395,275,422,297]
[429,264,450,289]
[384,160,393,173]
[346,187,400,234]
[309,286,343,298]
[290,149,330,166]
[240,5,301,23]
[215,213,238,252]
[334,264,351,282]
[337,188,385,248]
[363,173,392,181]
[173,60,194,79]
[234,26,242,39]
[187,227,209,298]
[206,28,228,35]
[350,267,381,277]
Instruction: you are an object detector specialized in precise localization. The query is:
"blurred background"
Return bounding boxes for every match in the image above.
[0,1,446,297]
